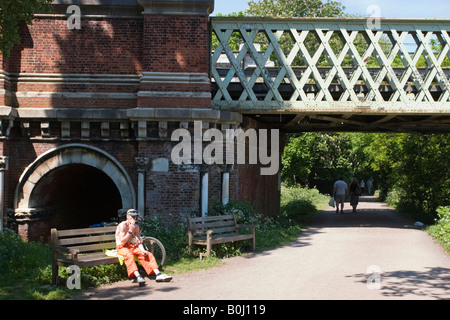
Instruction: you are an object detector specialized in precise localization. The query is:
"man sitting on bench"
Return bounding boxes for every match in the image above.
[115,209,172,286]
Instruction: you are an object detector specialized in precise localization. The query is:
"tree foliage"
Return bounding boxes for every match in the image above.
[213,1,449,69]
[282,133,353,191]
[282,132,450,222]
[0,0,52,58]
[246,0,345,17]
[367,133,450,221]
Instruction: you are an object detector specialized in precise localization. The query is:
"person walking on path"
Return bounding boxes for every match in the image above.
[349,178,362,213]
[333,177,348,214]
[366,178,373,195]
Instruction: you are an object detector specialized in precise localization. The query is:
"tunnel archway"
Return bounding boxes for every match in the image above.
[14,144,136,231]
[29,163,122,229]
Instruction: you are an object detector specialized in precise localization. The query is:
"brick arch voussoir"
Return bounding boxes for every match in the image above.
[14,144,136,211]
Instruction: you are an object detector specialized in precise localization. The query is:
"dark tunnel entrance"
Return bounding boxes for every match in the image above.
[29,164,122,230]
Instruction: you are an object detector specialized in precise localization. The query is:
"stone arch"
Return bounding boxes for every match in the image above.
[14,144,136,211]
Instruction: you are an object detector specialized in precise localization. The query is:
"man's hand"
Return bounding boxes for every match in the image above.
[138,244,148,256]
[128,219,136,234]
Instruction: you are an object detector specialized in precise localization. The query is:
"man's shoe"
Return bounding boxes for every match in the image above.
[156,273,173,282]
[137,275,146,287]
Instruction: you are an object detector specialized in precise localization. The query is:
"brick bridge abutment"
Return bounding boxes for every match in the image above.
[0,0,281,241]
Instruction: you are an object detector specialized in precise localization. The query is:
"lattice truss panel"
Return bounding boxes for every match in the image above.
[211,18,450,114]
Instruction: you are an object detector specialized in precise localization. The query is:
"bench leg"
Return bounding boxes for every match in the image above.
[252,229,256,251]
[206,232,212,257]
[52,264,58,285]
[188,231,193,255]
[206,241,212,257]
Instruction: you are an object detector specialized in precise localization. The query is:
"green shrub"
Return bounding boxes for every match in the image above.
[386,186,436,224]
[280,186,329,223]
[0,230,51,281]
[139,215,191,263]
[427,206,450,253]
[0,230,72,300]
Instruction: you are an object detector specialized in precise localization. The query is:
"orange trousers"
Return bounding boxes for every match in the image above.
[116,243,158,278]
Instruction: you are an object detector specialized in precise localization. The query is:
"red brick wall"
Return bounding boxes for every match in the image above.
[142,15,209,74]
[6,19,143,75]
[138,15,212,109]
[236,164,280,218]
[0,8,281,241]
[1,18,143,109]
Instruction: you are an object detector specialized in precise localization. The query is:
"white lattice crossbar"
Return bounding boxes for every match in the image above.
[211,17,450,114]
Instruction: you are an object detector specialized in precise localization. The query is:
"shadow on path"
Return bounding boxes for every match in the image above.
[348,267,450,299]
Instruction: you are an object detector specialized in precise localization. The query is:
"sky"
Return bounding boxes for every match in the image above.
[213,0,450,19]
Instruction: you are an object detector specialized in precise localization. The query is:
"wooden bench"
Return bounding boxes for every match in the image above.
[51,225,119,285]
[188,214,255,257]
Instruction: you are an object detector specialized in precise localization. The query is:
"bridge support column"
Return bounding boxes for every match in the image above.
[0,156,8,232]
[136,157,149,219]
[137,0,214,109]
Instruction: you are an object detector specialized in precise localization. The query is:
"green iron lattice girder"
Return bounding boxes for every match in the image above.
[210,17,450,115]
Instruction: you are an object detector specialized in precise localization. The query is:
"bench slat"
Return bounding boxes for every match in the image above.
[59,234,116,246]
[57,226,117,237]
[57,255,119,268]
[210,234,254,244]
[67,241,117,253]
[208,226,237,234]
[189,214,234,223]
[193,233,254,245]
[190,220,236,230]
[77,257,119,268]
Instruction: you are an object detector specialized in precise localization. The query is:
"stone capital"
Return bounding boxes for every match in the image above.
[135,157,150,172]
[0,156,8,171]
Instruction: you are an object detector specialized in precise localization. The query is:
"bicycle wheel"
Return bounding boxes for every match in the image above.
[142,236,166,268]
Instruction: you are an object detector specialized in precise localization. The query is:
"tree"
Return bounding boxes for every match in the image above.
[398,135,450,216]
[281,132,356,191]
[0,0,52,58]
[246,0,345,17]
[245,0,347,67]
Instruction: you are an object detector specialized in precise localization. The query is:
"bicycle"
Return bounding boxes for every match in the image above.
[142,236,167,268]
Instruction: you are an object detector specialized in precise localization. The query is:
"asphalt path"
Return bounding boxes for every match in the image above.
[73,196,450,300]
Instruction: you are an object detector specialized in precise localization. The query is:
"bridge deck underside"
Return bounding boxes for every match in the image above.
[212,80,450,133]
[242,112,450,133]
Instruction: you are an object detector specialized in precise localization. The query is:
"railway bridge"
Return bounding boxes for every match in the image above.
[0,0,448,241]
[211,17,450,132]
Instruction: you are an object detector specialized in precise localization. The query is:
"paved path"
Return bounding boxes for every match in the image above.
[74,196,450,300]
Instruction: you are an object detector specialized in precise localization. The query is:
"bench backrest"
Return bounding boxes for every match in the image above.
[188,214,237,235]
[51,226,117,254]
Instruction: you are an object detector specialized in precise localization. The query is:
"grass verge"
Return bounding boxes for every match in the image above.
[0,186,328,300]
